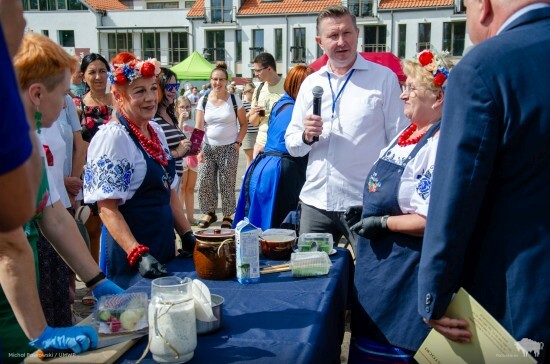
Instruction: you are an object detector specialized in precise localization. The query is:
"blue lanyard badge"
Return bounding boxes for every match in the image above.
[327,69,355,119]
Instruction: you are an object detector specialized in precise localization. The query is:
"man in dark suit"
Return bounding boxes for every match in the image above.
[418,0,550,360]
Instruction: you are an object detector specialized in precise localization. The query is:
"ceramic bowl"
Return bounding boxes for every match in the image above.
[260,235,296,260]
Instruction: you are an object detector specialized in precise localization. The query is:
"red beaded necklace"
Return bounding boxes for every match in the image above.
[397,124,426,147]
[122,112,168,167]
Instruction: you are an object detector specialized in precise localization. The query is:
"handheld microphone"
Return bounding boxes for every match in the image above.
[312,86,324,142]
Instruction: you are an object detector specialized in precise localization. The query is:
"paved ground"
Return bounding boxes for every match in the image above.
[73,148,352,362]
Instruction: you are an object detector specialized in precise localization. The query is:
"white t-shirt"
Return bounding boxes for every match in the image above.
[41,122,71,208]
[188,93,199,104]
[56,94,81,177]
[83,121,176,206]
[376,133,440,217]
[196,94,243,146]
[36,133,60,207]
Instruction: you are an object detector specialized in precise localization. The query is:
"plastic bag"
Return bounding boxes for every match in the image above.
[93,293,148,334]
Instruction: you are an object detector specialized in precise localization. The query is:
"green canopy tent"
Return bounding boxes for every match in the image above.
[170,51,231,81]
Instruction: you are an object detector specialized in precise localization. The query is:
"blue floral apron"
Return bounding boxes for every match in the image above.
[100,115,176,289]
[351,121,440,354]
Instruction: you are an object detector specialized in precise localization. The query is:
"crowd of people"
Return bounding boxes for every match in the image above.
[0,0,548,362]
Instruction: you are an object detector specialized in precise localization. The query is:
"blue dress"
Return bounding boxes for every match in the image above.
[235,93,307,230]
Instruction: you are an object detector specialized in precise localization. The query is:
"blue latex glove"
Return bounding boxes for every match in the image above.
[29,325,98,353]
[92,279,125,298]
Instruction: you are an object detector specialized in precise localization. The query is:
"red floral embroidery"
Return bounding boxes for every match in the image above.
[86,117,95,129]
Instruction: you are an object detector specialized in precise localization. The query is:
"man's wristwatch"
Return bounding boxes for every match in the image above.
[234,141,242,147]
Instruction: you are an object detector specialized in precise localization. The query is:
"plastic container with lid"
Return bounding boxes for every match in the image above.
[297,233,333,254]
[94,292,148,334]
[290,251,332,277]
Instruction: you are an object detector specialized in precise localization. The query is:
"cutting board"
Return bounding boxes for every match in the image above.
[25,316,147,364]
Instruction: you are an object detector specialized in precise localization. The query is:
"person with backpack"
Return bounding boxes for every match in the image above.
[195,62,247,229]
[248,53,284,159]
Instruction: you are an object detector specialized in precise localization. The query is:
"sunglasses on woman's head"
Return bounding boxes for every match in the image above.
[166,83,179,91]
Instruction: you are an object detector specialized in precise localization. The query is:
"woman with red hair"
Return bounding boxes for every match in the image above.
[84,52,196,289]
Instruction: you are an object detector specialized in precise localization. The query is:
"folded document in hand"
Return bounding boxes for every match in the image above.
[414,288,537,364]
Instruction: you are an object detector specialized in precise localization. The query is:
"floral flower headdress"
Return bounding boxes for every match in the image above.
[416,49,451,88]
[108,58,161,85]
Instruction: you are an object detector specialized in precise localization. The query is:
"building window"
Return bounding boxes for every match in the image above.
[42,30,49,37]
[23,0,84,10]
[205,30,225,62]
[363,25,386,52]
[169,32,188,64]
[443,21,466,56]
[184,0,195,7]
[67,0,85,10]
[210,0,232,23]
[274,28,283,62]
[146,2,179,8]
[456,0,465,14]
[348,0,373,17]
[25,0,38,10]
[236,30,242,62]
[106,33,133,62]
[291,28,306,63]
[398,24,406,58]
[250,29,264,62]
[417,23,431,52]
[59,30,75,47]
[142,32,160,60]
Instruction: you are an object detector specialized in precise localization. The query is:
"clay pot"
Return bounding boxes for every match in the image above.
[260,235,295,260]
[193,229,236,280]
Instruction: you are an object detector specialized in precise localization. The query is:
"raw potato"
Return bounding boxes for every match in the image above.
[120,308,145,330]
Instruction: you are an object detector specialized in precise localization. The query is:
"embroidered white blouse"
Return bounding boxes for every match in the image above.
[83,121,175,206]
[375,132,440,217]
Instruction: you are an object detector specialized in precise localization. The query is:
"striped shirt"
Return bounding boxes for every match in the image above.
[153,116,185,176]
[243,99,259,133]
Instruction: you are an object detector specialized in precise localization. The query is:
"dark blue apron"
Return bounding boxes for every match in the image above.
[352,121,440,351]
[100,115,176,289]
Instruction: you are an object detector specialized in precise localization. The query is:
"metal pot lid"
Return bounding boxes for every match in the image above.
[194,228,235,239]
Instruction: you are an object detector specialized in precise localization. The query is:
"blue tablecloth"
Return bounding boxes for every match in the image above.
[119,248,354,364]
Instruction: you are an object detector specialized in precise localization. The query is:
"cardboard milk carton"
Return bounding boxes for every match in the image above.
[235,218,260,284]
